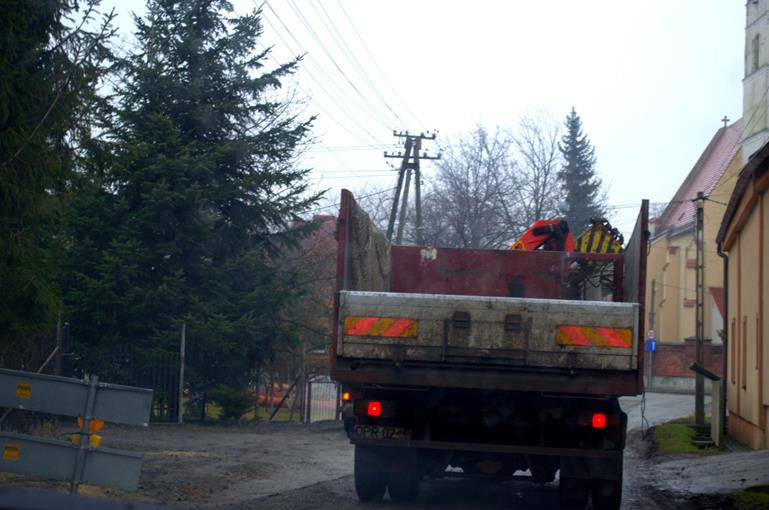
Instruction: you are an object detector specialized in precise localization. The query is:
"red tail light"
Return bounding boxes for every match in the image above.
[592,412,607,429]
[367,401,382,417]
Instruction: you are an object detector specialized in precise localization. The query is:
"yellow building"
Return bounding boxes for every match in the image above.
[717,140,769,449]
[646,122,742,356]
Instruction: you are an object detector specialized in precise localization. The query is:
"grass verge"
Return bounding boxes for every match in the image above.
[650,416,724,456]
[728,485,769,510]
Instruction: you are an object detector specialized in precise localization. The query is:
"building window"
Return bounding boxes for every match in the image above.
[731,318,736,384]
[753,34,760,73]
[757,316,761,371]
[742,316,748,390]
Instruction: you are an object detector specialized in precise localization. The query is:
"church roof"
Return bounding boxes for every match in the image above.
[653,119,742,238]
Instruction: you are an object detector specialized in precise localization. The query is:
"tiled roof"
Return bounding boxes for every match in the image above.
[655,120,742,236]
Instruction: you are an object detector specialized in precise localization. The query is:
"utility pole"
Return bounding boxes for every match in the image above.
[649,280,656,391]
[695,191,706,430]
[384,131,440,244]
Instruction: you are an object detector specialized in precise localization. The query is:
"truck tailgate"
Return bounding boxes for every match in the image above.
[338,291,639,371]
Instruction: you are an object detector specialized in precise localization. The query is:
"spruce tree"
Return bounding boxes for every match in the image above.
[0,1,112,366]
[64,0,319,393]
[557,108,605,233]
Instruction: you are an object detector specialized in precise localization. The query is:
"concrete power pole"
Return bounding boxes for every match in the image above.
[695,191,706,429]
[384,131,440,244]
[649,280,656,391]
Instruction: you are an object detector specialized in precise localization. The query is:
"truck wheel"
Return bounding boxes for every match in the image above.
[559,477,589,510]
[388,473,420,502]
[591,479,622,510]
[354,447,386,502]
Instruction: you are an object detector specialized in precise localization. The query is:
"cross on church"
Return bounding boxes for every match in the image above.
[721,115,730,127]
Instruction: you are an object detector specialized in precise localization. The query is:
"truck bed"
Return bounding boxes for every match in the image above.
[332,189,649,397]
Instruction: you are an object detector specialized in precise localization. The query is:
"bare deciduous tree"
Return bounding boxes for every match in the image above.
[424,126,518,249]
[509,111,562,228]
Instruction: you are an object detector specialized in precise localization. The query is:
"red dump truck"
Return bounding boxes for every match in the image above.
[331,190,648,510]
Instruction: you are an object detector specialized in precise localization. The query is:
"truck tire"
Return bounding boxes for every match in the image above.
[388,473,420,502]
[354,446,387,502]
[559,477,589,510]
[591,479,622,510]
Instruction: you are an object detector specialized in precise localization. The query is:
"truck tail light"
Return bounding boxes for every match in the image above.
[592,412,607,429]
[367,401,382,417]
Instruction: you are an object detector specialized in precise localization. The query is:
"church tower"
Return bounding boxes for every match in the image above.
[743,0,769,157]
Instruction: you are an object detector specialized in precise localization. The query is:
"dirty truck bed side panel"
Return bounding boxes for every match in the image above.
[338,291,639,371]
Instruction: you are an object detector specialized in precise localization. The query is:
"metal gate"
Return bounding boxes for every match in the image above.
[304,376,340,423]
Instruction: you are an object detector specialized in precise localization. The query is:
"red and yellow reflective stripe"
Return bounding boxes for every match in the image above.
[556,325,633,348]
[344,316,418,337]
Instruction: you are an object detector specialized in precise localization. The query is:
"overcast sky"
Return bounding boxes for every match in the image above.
[106,1,746,233]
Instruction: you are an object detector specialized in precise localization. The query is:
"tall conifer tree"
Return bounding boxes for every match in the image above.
[557,108,605,232]
[65,0,319,393]
[0,1,112,366]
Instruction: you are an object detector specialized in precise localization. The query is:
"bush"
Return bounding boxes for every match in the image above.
[210,385,251,421]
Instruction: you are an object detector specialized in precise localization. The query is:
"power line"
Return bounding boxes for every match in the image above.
[281,0,395,130]
[260,1,385,143]
[309,0,405,127]
[335,0,426,130]
[303,186,398,215]
[306,144,400,153]
[308,173,394,181]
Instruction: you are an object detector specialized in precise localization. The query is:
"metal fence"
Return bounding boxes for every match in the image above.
[305,376,340,423]
[68,347,179,423]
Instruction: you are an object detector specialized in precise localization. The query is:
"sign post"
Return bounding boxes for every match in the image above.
[645,330,656,391]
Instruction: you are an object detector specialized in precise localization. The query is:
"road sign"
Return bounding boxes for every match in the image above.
[0,432,143,491]
[645,339,657,352]
[647,329,656,340]
[0,368,152,494]
[0,368,153,426]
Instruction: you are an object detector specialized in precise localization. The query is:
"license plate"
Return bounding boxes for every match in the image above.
[353,424,411,440]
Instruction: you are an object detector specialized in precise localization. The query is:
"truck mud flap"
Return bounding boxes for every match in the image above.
[356,445,417,474]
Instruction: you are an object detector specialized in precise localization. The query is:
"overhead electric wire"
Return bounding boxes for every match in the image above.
[281,0,395,130]
[306,144,399,153]
[309,0,405,127]
[303,185,398,215]
[308,173,394,181]
[256,42,376,146]
[263,0,381,130]
[335,0,426,130]
[258,8,383,145]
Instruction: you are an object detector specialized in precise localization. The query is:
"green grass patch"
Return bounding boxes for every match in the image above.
[650,417,724,456]
[728,486,769,510]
